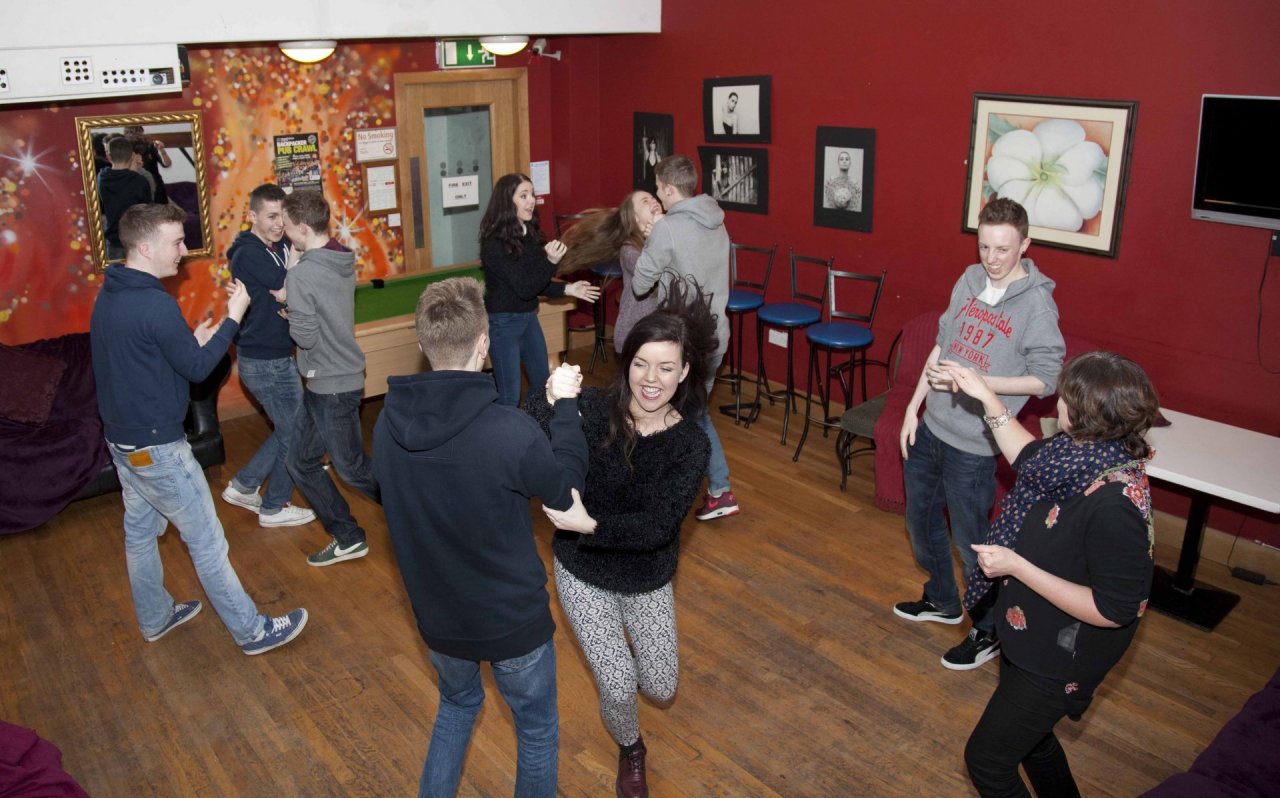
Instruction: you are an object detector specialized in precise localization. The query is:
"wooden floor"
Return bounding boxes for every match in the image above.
[3,346,1278,797]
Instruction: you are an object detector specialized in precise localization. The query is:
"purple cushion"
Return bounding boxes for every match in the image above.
[0,342,67,425]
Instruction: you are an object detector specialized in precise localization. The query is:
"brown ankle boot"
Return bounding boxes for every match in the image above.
[615,735,648,798]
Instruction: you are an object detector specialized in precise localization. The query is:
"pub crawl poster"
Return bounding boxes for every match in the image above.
[273,133,322,193]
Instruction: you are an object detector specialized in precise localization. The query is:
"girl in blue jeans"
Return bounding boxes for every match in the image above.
[479,173,598,405]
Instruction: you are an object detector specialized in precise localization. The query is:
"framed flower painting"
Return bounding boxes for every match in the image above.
[963,94,1138,258]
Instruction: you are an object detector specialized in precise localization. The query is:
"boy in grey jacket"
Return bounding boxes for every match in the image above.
[632,154,738,521]
[279,190,381,567]
[894,198,1065,671]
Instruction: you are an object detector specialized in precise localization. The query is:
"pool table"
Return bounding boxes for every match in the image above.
[353,268,574,398]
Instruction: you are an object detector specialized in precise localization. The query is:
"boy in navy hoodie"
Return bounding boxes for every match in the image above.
[90,203,307,655]
[374,277,587,797]
[277,190,380,566]
[220,183,316,528]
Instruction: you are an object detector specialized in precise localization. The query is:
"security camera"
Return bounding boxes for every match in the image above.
[529,38,561,61]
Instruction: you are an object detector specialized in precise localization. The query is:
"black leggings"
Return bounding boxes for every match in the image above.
[965,657,1081,798]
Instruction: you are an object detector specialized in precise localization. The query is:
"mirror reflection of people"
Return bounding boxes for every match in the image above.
[950,351,1159,796]
[124,124,172,206]
[529,280,716,798]
[557,191,665,353]
[97,136,155,261]
[479,173,600,406]
[823,150,862,212]
[720,92,739,135]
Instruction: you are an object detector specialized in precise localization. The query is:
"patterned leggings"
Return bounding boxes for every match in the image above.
[554,559,679,747]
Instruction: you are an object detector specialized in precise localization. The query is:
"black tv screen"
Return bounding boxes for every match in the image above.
[1192,95,1280,230]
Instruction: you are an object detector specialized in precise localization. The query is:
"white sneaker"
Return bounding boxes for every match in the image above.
[221,482,262,514]
[258,503,317,528]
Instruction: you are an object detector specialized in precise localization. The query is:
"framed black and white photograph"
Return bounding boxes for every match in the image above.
[703,76,772,144]
[698,146,769,214]
[813,126,875,232]
[633,112,674,195]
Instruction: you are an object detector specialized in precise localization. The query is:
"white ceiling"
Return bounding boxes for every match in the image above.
[1,0,661,49]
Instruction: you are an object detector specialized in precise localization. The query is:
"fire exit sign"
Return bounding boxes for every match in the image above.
[437,39,497,69]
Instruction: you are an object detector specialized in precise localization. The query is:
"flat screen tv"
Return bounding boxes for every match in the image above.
[1192,94,1280,230]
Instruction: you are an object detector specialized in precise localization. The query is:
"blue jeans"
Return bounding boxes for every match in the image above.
[488,311,550,407]
[233,356,303,512]
[287,388,379,547]
[420,640,558,798]
[903,420,996,631]
[700,372,731,495]
[109,438,265,644]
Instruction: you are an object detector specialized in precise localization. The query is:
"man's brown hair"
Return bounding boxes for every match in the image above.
[119,203,185,255]
[415,277,488,369]
[282,189,330,233]
[654,154,699,197]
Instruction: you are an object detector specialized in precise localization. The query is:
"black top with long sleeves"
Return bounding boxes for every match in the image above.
[526,387,710,594]
[481,227,566,314]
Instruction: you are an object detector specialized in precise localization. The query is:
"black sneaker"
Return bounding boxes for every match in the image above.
[941,628,1000,670]
[893,596,964,624]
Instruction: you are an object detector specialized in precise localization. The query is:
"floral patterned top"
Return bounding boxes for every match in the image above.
[996,439,1155,718]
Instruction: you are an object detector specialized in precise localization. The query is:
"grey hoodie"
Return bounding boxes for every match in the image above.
[924,259,1065,456]
[285,243,366,394]
[632,194,730,361]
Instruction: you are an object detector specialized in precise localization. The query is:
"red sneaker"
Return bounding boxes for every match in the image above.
[695,490,740,521]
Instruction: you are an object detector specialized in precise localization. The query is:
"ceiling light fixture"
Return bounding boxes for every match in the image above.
[279,40,338,63]
[478,35,529,57]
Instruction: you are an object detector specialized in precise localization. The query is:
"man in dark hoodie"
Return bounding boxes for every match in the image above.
[90,203,308,655]
[97,136,153,261]
[374,277,587,797]
[632,154,739,522]
[220,184,316,528]
[278,189,380,567]
[894,197,1066,671]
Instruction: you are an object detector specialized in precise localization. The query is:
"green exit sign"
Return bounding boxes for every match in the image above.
[437,39,497,69]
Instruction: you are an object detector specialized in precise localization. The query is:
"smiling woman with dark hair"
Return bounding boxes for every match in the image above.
[525,278,717,797]
[940,350,1161,797]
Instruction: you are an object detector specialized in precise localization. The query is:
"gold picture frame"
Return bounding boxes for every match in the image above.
[75,110,213,270]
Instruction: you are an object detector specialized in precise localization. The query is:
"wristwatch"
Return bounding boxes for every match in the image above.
[984,406,1012,430]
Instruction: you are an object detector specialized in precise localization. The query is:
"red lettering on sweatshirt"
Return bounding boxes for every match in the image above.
[954,297,1014,338]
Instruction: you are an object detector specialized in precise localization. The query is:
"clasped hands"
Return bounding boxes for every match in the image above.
[193,278,249,345]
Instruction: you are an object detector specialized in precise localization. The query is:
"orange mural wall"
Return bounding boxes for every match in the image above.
[0,40,555,348]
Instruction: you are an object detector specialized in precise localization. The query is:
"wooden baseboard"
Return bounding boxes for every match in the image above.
[1153,509,1280,582]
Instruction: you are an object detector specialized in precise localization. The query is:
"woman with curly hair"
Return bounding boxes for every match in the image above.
[557,190,665,354]
[526,278,717,798]
[942,351,1160,797]
[479,173,599,405]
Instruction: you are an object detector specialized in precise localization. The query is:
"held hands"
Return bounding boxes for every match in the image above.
[544,239,567,265]
[542,488,597,535]
[941,361,998,404]
[565,280,601,303]
[924,360,957,393]
[545,363,584,404]
[972,543,1022,579]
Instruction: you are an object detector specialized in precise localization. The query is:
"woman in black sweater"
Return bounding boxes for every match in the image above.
[479,173,598,405]
[941,351,1160,797]
[528,279,715,798]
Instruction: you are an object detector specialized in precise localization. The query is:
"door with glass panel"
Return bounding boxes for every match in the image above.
[393,68,530,272]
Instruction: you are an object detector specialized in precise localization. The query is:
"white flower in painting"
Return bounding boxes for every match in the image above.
[986,119,1107,232]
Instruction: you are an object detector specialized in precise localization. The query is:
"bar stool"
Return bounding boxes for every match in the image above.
[718,242,776,424]
[793,268,886,463]
[746,250,832,445]
[588,261,623,373]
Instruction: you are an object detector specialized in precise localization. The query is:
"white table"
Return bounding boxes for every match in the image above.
[1145,408,1280,630]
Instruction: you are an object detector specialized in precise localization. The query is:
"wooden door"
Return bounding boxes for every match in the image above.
[393,68,530,273]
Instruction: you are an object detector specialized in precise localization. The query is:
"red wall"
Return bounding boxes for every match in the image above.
[561,1,1280,543]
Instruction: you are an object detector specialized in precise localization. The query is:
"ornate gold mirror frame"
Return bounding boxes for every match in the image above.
[74,110,212,270]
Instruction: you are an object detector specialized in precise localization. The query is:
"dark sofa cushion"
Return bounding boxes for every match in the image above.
[0,342,67,425]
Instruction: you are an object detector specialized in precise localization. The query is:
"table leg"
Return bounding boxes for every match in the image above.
[1148,493,1240,631]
